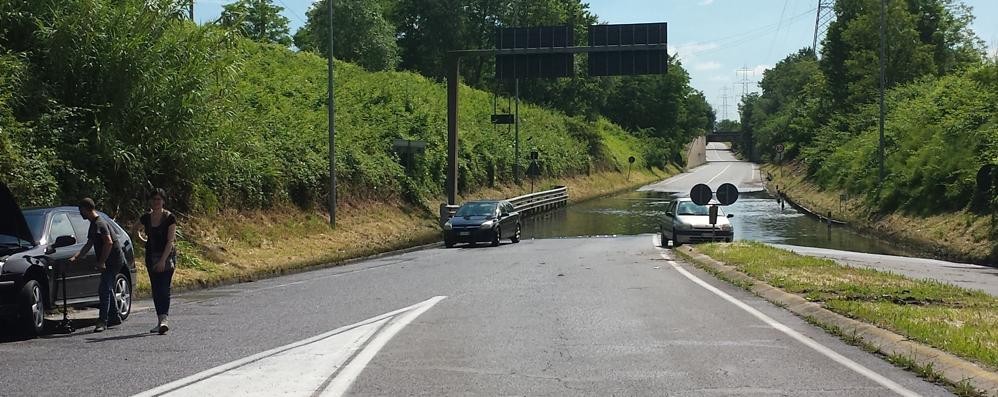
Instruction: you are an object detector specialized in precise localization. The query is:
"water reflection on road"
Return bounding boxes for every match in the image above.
[522,190,905,256]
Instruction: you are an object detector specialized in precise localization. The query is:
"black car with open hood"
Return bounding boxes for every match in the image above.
[0,182,137,336]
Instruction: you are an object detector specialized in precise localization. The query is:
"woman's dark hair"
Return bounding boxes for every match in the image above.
[148,188,167,201]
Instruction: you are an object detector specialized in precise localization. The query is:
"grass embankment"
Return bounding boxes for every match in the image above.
[698,242,998,372]
[764,162,995,264]
[133,167,673,294]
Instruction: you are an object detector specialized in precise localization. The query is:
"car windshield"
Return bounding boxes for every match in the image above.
[677,202,710,216]
[0,210,43,246]
[456,202,497,217]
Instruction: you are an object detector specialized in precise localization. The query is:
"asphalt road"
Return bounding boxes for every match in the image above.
[773,244,998,297]
[1,237,951,396]
[641,142,764,195]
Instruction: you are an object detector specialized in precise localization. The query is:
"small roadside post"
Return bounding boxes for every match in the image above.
[775,143,785,179]
[627,156,636,181]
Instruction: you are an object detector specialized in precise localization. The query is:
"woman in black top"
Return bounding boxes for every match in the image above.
[138,188,177,335]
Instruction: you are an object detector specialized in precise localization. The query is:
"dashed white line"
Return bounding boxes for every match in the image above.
[650,235,921,397]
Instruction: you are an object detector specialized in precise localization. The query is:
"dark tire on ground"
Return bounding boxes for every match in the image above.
[18,279,46,337]
[491,228,501,247]
[511,224,521,243]
[445,241,455,248]
[114,272,132,321]
[672,228,683,248]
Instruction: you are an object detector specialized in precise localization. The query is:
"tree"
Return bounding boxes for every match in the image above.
[293,0,399,71]
[218,0,292,46]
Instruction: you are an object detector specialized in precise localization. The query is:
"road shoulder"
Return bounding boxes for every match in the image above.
[673,243,998,397]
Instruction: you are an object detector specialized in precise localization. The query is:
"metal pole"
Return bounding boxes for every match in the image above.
[446,55,460,205]
[189,0,194,20]
[327,0,337,226]
[514,79,520,184]
[878,0,887,186]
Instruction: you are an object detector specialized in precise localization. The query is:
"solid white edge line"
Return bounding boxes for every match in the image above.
[650,235,921,397]
[320,295,446,396]
[133,296,448,397]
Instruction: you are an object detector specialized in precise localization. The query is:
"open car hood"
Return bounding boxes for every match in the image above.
[0,182,33,244]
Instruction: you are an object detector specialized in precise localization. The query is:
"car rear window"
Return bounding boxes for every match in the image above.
[456,202,497,217]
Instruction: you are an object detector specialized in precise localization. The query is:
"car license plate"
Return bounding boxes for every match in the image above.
[459,232,471,236]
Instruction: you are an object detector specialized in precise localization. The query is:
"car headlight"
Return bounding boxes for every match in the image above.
[719,224,732,231]
[443,221,453,230]
[675,222,692,231]
[480,221,494,229]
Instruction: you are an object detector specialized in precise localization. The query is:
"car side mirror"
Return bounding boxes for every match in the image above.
[727,214,734,218]
[53,235,76,249]
[665,211,674,217]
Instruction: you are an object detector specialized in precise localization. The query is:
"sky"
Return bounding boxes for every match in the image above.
[194,0,997,121]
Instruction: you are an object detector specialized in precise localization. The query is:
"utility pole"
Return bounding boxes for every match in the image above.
[327,0,337,227]
[735,66,754,99]
[878,0,886,186]
[514,79,521,184]
[813,0,835,53]
[189,0,194,20]
[720,87,731,121]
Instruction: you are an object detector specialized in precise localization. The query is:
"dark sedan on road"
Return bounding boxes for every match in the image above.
[0,183,136,336]
[443,200,521,248]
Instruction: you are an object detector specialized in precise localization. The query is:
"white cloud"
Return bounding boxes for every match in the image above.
[709,74,732,82]
[699,0,715,5]
[694,61,722,71]
[669,42,720,64]
[751,64,771,76]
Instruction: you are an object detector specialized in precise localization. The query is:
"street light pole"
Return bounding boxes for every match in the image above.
[878,0,887,186]
[327,0,337,227]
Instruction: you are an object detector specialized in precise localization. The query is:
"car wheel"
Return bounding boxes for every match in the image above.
[672,228,683,247]
[114,273,132,321]
[445,240,455,248]
[18,279,46,336]
[491,228,501,247]
[511,224,521,243]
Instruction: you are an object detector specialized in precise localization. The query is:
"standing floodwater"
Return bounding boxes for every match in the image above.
[520,190,906,256]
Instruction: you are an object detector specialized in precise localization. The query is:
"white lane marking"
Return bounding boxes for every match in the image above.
[651,240,921,397]
[134,296,447,397]
[706,163,733,185]
[320,295,445,396]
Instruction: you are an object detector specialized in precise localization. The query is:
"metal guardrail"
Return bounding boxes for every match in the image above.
[438,186,569,226]
[508,186,568,216]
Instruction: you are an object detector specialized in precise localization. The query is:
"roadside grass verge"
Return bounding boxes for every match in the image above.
[698,241,998,371]
[763,163,995,263]
[133,168,670,295]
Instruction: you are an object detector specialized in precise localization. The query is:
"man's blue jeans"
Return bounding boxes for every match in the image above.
[98,268,121,324]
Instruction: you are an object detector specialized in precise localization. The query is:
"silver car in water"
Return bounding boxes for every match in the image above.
[661,198,734,246]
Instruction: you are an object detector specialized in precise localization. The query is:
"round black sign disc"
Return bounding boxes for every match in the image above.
[690,184,713,206]
[716,183,739,206]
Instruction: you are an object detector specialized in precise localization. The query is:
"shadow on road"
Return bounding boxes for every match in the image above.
[86,332,157,343]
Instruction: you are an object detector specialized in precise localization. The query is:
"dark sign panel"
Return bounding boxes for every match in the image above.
[587,23,668,77]
[495,26,575,80]
[491,114,515,125]
[690,183,712,206]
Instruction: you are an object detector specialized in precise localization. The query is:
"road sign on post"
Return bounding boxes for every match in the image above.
[708,205,719,226]
[775,144,785,153]
[716,183,739,206]
[690,184,712,206]
[445,22,668,205]
[491,114,515,125]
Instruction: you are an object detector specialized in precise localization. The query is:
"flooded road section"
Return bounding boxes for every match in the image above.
[521,190,906,257]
